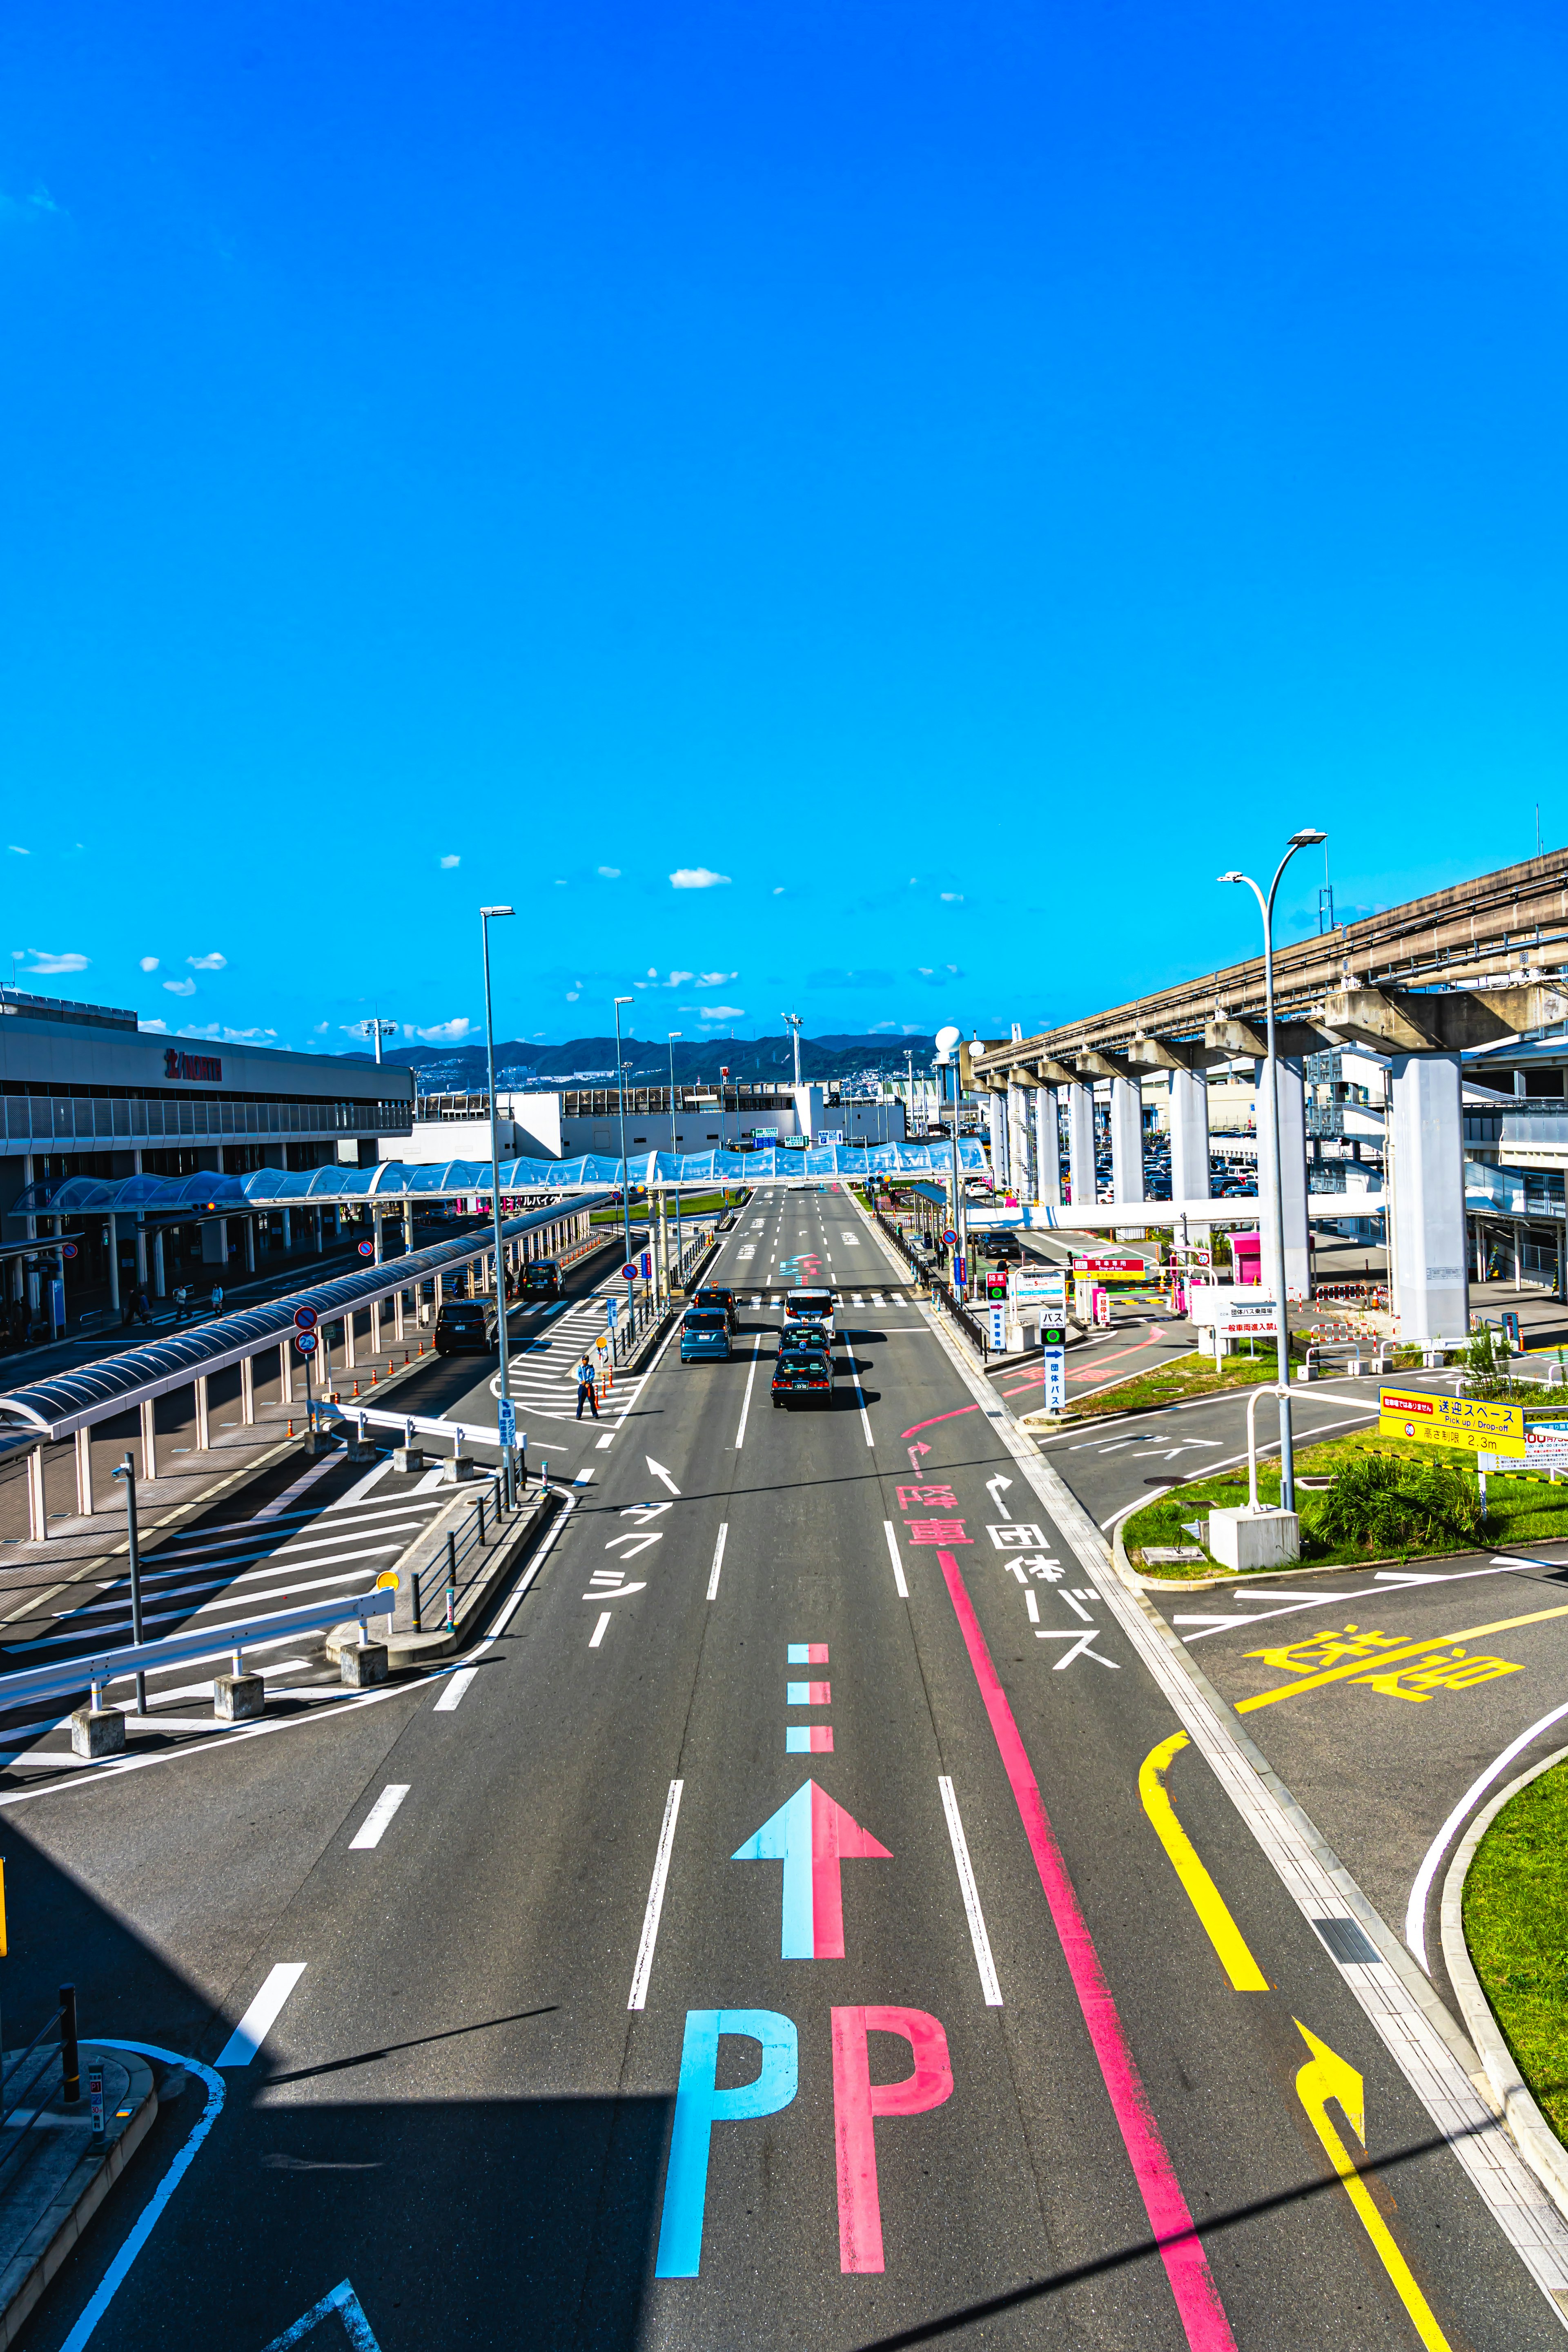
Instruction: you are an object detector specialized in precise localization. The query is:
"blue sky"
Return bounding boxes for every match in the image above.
[3,0,1566,1056]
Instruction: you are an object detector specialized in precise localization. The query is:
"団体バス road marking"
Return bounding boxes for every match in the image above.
[938,1776,1002,2005]
[1237,1599,1568,1714]
[883,1520,909,1598]
[348,1783,410,1851]
[216,1962,307,2067]
[628,1779,683,2010]
[1294,2020,1454,2350]
[706,1522,728,1601]
[1138,1733,1269,1991]
[938,1552,1236,2350]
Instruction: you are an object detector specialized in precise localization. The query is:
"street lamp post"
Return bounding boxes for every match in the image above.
[933,1025,964,1293]
[668,1033,683,1287]
[480,906,517,1509]
[109,1451,147,1714]
[1218,829,1327,1515]
[614,996,635,1291]
[360,1018,397,1066]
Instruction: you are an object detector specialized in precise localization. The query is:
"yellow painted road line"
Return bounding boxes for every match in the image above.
[1138,1731,1270,1990]
[1294,2021,1454,2351]
[1237,1600,1568,1714]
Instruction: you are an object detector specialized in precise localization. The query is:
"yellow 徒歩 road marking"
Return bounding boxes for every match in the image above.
[1237,1599,1568,1714]
[1138,1731,1269,1990]
[1294,2021,1454,2351]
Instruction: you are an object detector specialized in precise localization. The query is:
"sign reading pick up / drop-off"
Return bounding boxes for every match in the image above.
[1378,1388,1526,1459]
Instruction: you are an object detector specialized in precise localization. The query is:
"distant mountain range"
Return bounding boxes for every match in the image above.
[343,1032,941,1090]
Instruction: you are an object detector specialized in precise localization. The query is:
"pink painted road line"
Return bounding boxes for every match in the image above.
[899,1406,980,1440]
[938,1552,1237,2352]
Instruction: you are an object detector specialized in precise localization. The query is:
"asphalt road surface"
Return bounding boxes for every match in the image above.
[7,1185,1568,2350]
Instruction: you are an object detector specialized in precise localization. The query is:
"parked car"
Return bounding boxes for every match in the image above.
[434,1298,499,1354]
[772,1344,834,1408]
[681,1309,733,1363]
[693,1284,739,1330]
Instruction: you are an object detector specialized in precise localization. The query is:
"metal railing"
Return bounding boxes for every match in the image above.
[0,1587,398,1713]
[0,1094,410,1144]
[408,1476,546,1633]
[0,1987,80,2180]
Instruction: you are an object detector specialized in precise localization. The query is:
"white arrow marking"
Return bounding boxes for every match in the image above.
[646,1457,681,1495]
[985,1474,1013,1518]
[261,2278,382,2350]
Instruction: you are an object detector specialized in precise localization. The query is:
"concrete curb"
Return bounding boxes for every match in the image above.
[0,2049,157,2352]
[327,1480,559,1667]
[1440,1744,1568,2225]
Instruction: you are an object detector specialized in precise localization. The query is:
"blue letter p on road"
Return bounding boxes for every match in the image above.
[655,2009,799,2277]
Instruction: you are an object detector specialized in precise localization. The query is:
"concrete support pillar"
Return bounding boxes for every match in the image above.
[312,1208,323,1254]
[135,1217,148,1287]
[1034,1088,1061,1208]
[1066,1084,1096,1209]
[203,1216,227,1267]
[1386,1052,1468,1340]
[988,1090,1007,1185]
[240,1352,256,1425]
[1109,1076,1145,1236]
[140,1398,156,1479]
[26,1447,45,1543]
[393,1286,405,1343]
[195,1375,211,1451]
[343,1311,357,1370]
[1007,1083,1032,1199]
[373,1209,383,1266]
[1260,1058,1312,1304]
[279,1339,293,1405]
[153,1229,166,1298]
[1169,1068,1211,1207]
[434,1272,444,1309]
[281,1207,292,1253]
[244,1216,256,1274]
[74,1426,95,1516]
[107,1220,120,1314]
[370,1298,382,1356]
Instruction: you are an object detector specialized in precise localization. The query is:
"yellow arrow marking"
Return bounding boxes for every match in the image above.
[1138,1732,1269,1990]
[1293,2020,1454,2351]
[1237,1599,1568,1714]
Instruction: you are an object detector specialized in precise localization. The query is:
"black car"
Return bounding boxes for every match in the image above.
[693,1284,739,1330]
[772,1345,833,1408]
[518,1258,561,1301]
[786,1319,832,1355]
[983,1232,1024,1263]
[434,1298,499,1354]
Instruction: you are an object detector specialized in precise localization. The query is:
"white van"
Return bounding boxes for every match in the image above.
[782,1287,836,1341]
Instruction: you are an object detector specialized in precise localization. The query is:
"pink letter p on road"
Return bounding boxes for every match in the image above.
[831,2006,953,2273]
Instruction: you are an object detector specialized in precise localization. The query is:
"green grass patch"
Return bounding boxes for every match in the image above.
[1465,1760,1568,2145]
[1123,1430,1568,1578]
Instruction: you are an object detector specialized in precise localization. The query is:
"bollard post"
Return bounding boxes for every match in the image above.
[477,1490,487,1543]
[410,1569,422,1634]
[89,2058,105,2146]
[445,1532,457,1630]
[60,1983,80,2105]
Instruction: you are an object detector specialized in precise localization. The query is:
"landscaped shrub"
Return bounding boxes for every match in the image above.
[1312,1452,1481,1555]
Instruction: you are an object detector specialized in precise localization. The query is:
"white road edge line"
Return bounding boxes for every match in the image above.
[706,1523,729,1602]
[215,1962,306,2067]
[909,1280,1568,2321]
[349,1783,410,1849]
[938,1775,1002,2007]
[589,1612,611,1648]
[628,1778,684,2010]
[1404,1698,1568,1971]
[883,1519,909,1599]
[734,1331,762,1450]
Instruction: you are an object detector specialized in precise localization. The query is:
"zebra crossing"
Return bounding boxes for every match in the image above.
[496,1294,649,1423]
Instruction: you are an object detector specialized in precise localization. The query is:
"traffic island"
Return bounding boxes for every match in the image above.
[0,2043,157,2350]
[325,1478,558,1670]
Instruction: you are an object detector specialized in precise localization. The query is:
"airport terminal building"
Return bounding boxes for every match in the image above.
[1,987,413,1325]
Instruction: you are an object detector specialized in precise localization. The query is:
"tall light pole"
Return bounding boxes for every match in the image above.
[934,1025,963,1291]
[614,995,635,1281]
[360,1017,397,1067]
[480,905,517,1508]
[668,1032,683,1283]
[783,1012,803,1090]
[1218,828,1326,1515]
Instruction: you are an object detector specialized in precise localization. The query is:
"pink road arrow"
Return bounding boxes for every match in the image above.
[733,1780,891,1958]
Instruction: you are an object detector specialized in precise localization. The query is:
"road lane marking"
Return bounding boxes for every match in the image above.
[706,1523,728,1601]
[647,1456,681,1494]
[1237,1599,1568,1713]
[655,2010,799,2277]
[786,1725,833,1753]
[628,1779,684,2009]
[882,1520,909,1598]
[937,1550,1236,2350]
[216,1962,306,2067]
[260,2279,383,2351]
[349,1783,410,1850]
[733,1780,889,1957]
[734,1332,762,1449]
[589,1612,611,1647]
[786,1679,830,1703]
[938,1777,1002,2006]
[433,1668,477,1711]
[1402,1697,1568,1970]
[1138,1733,1269,1991]
[832,2006,954,2273]
[1294,2022,1456,2350]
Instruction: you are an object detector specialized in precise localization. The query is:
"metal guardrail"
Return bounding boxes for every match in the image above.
[0,1586,397,1714]
[0,1990,78,2179]
[408,1478,546,1634]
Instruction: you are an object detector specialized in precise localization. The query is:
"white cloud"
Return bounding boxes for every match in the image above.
[140,1018,168,1033]
[917,966,933,976]
[138,955,160,972]
[697,970,737,987]
[772,886,785,895]
[439,854,461,869]
[415,1017,473,1043]
[180,1022,221,1038]
[940,892,963,903]
[565,991,580,1002]
[163,978,197,997]
[187,950,227,971]
[222,1026,277,1043]
[553,878,567,886]
[647,967,658,978]
[599,866,621,879]
[670,867,731,889]
[8,845,28,857]
[26,949,89,976]
[700,1003,745,1018]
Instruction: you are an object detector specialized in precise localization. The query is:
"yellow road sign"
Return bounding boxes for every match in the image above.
[1377,1387,1525,1458]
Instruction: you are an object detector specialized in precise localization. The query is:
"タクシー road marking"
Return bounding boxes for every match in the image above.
[348,1784,409,1851]
[216,1962,307,2067]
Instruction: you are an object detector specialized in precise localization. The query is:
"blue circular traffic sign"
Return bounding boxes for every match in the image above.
[60,1242,78,1260]
[294,1306,319,1333]
[295,1330,318,1355]
[942,1229,957,1245]
[623,1263,639,1281]
[357,1241,375,1258]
